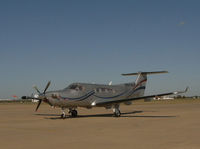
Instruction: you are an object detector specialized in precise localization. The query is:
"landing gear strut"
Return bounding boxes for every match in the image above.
[113,105,121,117]
[61,108,66,119]
[69,109,78,117]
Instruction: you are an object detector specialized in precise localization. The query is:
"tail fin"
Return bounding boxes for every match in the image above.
[122,71,168,97]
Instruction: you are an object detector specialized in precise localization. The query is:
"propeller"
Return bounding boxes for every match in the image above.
[22,81,51,111]
[33,86,41,94]
[34,81,51,111]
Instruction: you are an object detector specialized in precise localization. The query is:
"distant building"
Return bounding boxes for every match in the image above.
[0,98,21,102]
[0,99,13,101]
[32,99,39,103]
[153,96,174,100]
[192,96,200,99]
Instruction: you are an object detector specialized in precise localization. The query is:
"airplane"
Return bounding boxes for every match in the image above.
[22,71,188,118]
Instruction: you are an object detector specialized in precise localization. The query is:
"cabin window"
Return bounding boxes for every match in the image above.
[101,88,105,92]
[95,88,101,93]
[95,88,113,93]
[108,88,113,92]
[78,86,83,91]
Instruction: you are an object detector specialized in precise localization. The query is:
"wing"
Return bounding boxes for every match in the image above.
[92,87,189,106]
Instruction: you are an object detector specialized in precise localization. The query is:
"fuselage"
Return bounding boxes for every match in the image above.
[42,82,146,109]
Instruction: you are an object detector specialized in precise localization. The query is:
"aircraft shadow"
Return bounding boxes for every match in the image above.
[35,113,61,116]
[34,111,176,120]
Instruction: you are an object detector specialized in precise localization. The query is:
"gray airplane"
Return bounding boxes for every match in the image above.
[22,71,188,118]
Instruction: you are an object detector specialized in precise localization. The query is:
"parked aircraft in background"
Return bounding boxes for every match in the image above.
[22,71,188,118]
[0,95,20,102]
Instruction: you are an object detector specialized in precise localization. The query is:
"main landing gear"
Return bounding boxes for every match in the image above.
[69,109,78,117]
[113,105,121,117]
[60,108,78,119]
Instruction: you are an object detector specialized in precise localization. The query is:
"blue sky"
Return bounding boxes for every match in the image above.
[0,0,200,98]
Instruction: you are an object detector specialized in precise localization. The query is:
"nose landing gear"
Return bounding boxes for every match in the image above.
[113,105,121,117]
[61,108,66,119]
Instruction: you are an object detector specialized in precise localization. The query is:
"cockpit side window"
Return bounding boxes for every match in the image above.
[78,86,83,91]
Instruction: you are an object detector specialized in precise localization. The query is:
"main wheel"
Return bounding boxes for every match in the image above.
[114,109,121,117]
[61,113,66,119]
[71,110,78,117]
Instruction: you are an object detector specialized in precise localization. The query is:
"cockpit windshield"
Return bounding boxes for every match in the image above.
[67,84,84,91]
[69,85,78,90]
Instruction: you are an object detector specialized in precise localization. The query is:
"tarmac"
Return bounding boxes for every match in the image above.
[0,101,200,149]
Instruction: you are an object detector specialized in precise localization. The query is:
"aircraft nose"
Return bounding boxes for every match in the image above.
[36,93,46,100]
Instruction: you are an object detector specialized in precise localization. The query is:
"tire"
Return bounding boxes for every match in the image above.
[61,114,66,119]
[114,110,121,117]
[71,110,78,117]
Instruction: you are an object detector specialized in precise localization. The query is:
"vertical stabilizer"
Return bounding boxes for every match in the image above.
[122,71,168,97]
[134,72,147,96]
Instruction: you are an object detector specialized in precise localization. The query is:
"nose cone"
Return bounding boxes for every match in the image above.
[36,93,46,100]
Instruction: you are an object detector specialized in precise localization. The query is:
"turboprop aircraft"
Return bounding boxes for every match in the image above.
[22,71,188,118]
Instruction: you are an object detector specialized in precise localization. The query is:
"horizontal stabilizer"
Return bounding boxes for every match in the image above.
[122,71,168,76]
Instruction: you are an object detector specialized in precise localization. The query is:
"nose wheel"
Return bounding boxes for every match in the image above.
[113,105,121,117]
[61,108,66,119]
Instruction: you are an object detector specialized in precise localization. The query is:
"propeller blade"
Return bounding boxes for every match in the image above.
[35,100,42,111]
[33,86,41,94]
[43,81,51,94]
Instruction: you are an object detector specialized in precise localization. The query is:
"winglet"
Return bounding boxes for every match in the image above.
[174,87,189,95]
[184,86,189,93]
